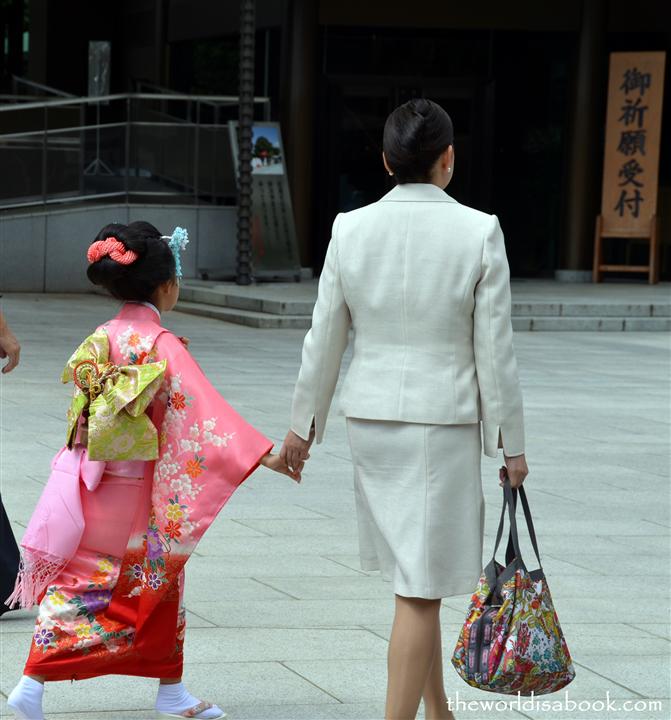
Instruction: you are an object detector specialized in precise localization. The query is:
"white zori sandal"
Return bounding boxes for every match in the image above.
[158,701,227,719]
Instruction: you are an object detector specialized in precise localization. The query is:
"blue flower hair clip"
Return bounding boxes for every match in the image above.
[161,227,189,279]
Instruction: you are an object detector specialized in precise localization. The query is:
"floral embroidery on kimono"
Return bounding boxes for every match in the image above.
[116,325,156,365]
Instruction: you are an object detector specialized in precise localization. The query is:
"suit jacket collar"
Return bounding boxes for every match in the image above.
[380,183,457,203]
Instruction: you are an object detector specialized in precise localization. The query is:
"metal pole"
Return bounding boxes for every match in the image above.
[193,100,200,204]
[42,105,48,205]
[124,97,131,200]
[236,0,255,285]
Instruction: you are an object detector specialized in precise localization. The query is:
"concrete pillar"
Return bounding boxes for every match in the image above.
[280,0,318,268]
[561,0,608,272]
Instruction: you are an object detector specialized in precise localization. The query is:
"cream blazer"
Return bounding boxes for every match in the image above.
[290,182,525,458]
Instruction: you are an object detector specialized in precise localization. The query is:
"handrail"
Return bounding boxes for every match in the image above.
[0,92,271,113]
[0,91,255,211]
[134,80,257,108]
[134,79,176,94]
[132,82,271,121]
[10,75,75,98]
[0,94,54,102]
[0,121,233,141]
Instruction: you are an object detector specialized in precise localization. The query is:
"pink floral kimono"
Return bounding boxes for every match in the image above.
[16,302,272,681]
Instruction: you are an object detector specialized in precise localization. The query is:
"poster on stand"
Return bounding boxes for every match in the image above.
[229,122,301,281]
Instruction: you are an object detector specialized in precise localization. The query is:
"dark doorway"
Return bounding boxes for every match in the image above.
[314,75,495,272]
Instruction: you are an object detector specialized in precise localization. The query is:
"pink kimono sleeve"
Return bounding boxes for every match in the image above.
[152,331,273,517]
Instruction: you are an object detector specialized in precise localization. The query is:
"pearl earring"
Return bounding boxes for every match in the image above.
[388,171,394,176]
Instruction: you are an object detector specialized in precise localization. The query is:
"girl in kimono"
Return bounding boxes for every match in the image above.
[7,221,298,720]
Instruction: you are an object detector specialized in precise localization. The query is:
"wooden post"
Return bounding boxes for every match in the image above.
[592,215,603,283]
[649,216,659,285]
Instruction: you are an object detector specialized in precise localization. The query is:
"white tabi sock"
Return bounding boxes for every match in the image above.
[7,676,45,720]
[155,681,226,719]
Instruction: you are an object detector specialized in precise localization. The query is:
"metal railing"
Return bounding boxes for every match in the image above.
[0,92,271,211]
[11,75,76,98]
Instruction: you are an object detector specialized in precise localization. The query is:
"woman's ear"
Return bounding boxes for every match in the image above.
[382,152,393,176]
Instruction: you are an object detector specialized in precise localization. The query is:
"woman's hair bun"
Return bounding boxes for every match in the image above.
[383,98,454,184]
[86,220,176,302]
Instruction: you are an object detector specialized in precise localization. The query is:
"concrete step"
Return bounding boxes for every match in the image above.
[177,281,671,330]
[512,316,671,331]
[174,300,311,329]
[511,302,670,318]
[179,283,315,316]
[176,299,671,331]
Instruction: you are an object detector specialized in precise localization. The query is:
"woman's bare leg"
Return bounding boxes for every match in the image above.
[421,612,454,720]
[385,595,442,720]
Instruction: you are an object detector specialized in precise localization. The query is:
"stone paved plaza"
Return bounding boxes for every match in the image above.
[0,293,669,720]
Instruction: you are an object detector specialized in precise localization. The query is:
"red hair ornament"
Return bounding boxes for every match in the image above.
[87,237,139,265]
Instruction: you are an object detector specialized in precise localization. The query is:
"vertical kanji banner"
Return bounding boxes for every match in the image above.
[601,52,666,235]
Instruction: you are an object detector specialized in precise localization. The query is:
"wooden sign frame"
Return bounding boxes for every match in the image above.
[593,51,666,284]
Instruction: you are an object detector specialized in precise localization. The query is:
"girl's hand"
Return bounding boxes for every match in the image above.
[261,452,302,483]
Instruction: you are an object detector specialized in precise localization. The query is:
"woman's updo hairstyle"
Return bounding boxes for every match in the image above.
[383,98,454,184]
[87,221,176,302]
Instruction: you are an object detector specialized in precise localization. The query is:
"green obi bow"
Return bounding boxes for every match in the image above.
[62,329,167,461]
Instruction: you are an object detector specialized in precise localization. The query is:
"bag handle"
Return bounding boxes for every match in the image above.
[492,478,522,563]
[492,471,543,570]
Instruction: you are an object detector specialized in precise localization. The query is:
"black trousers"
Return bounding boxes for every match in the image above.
[0,494,20,614]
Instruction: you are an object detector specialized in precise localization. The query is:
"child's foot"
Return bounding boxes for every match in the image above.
[7,676,45,720]
[155,682,226,719]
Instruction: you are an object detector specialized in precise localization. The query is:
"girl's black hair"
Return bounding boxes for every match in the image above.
[86,221,176,302]
[383,98,454,184]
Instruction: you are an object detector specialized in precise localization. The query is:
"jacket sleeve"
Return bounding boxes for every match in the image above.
[473,214,525,458]
[290,213,351,443]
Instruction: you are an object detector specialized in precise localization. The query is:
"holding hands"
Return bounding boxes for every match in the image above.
[280,426,315,482]
[261,452,303,483]
[261,425,315,485]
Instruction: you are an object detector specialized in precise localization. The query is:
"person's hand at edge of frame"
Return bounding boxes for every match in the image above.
[0,312,20,374]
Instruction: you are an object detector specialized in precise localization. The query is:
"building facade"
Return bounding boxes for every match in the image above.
[2,0,670,280]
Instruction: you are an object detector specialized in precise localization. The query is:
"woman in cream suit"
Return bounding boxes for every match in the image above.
[281,99,528,720]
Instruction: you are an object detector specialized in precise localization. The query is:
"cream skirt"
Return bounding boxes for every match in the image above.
[346,419,485,599]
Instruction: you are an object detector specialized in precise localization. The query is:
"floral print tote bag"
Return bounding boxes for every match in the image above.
[451,473,575,695]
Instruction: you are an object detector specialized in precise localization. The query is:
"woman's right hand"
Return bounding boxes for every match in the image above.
[502,453,528,488]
